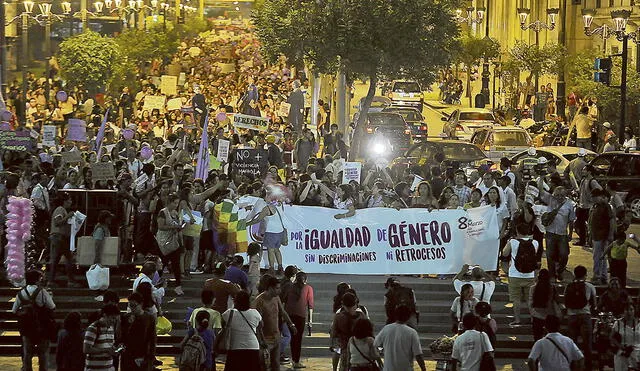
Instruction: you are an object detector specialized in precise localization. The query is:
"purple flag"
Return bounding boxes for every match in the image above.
[195,115,210,180]
[94,108,110,157]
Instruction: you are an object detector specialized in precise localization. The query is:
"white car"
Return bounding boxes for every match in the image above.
[441,108,497,141]
[509,146,597,177]
[388,80,423,112]
[471,126,533,162]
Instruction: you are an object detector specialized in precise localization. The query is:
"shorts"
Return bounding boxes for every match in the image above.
[183,235,195,251]
[263,232,283,249]
[199,230,214,251]
[508,276,534,304]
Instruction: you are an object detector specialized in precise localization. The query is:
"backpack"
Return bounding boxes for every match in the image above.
[514,239,537,274]
[391,286,416,313]
[179,332,206,371]
[565,281,589,310]
[16,287,43,338]
[476,319,497,348]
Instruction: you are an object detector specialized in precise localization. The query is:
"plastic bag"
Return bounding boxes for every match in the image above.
[85,264,109,290]
[156,315,173,335]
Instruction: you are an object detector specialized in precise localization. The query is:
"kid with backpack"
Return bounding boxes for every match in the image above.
[180,310,214,371]
[502,223,539,327]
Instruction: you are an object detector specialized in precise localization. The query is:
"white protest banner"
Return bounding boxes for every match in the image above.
[410,175,424,191]
[217,139,230,162]
[42,125,56,147]
[161,75,178,96]
[90,162,116,182]
[234,201,499,274]
[232,113,269,132]
[278,102,291,117]
[143,95,166,111]
[66,119,87,142]
[166,98,182,111]
[29,129,39,139]
[341,162,361,184]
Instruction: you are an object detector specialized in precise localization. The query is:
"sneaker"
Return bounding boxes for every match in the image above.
[190,269,204,275]
[280,355,290,364]
[293,362,306,369]
[174,286,185,296]
[509,321,522,328]
[94,295,104,302]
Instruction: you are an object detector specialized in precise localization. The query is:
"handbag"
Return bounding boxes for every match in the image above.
[213,309,234,354]
[273,205,288,246]
[86,264,110,290]
[541,200,567,227]
[479,332,496,371]
[158,209,180,256]
[349,337,381,371]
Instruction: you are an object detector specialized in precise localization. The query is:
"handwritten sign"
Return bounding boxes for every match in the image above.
[61,150,83,164]
[217,63,235,74]
[143,95,166,111]
[90,162,116,181]
[0,130,32,151]
[66,119,87,142]
[341,162,362,184]
[232,113,269,132]
[42,125,56,147]
[231,148,268,177]
[278,102,291,117]
[161,75,178,96]
[166,98,182,111]
[219,46,233,59]
[217,139,230,162]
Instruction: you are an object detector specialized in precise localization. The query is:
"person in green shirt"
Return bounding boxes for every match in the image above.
[604,231,640,288]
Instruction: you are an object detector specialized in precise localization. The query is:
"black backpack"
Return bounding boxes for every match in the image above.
[565,281,589,309]
[16,287,43,338]
[392,286,416,313]
[476,319,497,347]
[514,239,537,274]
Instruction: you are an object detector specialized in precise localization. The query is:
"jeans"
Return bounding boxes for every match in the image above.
[290,315,306,363]
[532,316,546,341]
[48,234,73,282]
[545,233,569,279]
[575,207,590,245]
[568,314,593,370]
[592,239,608,282]
[21,336,49,371]
[280,322,291,358]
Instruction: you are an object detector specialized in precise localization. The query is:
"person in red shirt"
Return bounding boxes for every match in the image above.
[285,271,314,368]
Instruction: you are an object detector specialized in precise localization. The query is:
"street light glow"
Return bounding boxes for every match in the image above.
[611,9,631,33]
[517,8,530,26]
[38,2,52,16]
[23,0,34,13]
[60,0,71,13]
[94,1,104,13]
[581,8,595,29]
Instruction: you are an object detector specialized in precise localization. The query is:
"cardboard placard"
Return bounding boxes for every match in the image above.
[77,236,119,266]
[166,98,182,112]
[231,148,268,177]
[143,95,166,111]
[278,102,291,117]
[160,75,178,96]
[217,62,235,74]
[66,119,87,142]
[232,113,269,132]
[217,139,230,162]
[42,125,56,147]
[219,46,233,59]
[61,150,83,164]
[342,162,362,184]
[0,130,32,151]
[90,162,116,182]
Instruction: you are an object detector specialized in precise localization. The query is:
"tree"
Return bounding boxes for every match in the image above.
[509,40,564,90]
[57,31,123,94]
[453,34,501,106]
[254,0,460,159]
[115,26,179,69]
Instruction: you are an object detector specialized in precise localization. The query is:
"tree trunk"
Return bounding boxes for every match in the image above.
[467,71,472,107]
[348,73,377,161]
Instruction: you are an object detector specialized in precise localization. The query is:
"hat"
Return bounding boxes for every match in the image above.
[577,148,587,157]
[537,157,548,165]
[603,122,611,128]
[527,147,537,156]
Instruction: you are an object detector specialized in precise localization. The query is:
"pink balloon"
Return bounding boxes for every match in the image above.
[56,91,68,102]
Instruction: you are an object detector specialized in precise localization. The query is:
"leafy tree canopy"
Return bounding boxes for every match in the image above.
[509,40,564,78]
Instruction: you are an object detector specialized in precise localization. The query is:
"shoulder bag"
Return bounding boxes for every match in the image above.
[158,208,180,256]
[546,336,575,370]
[541,200,567,227]
[479,331,496,371]
[273,205,288,246]
[349,337,382,371]
[213,309,234,355]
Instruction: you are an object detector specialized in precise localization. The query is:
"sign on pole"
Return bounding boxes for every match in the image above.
[217,139,230,162]
[160,75,178,96]
[42,125,56,147]
[66,119,87,142]
[231,148,268,177]
[232,113,269,132]
[143,95,166,111]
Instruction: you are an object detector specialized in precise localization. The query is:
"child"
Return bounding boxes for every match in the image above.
[604,231,640,288]
[247,242,261,300]
[92,210,113,265]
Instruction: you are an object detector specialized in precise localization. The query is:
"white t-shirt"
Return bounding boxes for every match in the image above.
[222,308,262,350]
[507,238,539,279]
[373,323,422,371]
[528,333,583,371]
[450,297,479,322]
[453,280,495,304]
[452,330,493,371]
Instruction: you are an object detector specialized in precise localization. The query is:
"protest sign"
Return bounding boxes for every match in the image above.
[61,150,83,163]
[160,75,178,96]
[231,149,268,177]
[233,199,499,274]
[278,102,291,117]
[217,62,235,74]
[178,72,187,86]
[42,125,56,147]
[219,46,233,59]
[143,95,166,111]
[29,129,39,139]
[66,119,87,142]
[0,130,32,151]
[232,113,269,132]
[217,139,230,162]
[90,162,116,182]
[166,98,182,111]
[341,162,362,184]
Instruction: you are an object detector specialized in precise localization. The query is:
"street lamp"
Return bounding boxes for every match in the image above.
[517,6,560,91]
[455,6,485,25]
[583,8,637,142]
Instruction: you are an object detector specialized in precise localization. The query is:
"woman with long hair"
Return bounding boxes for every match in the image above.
[411,181,438,210]
[438,186,455,209]
[450,283,478,334]
[155,193,185,296]
[611,302,640,371]
[348,318,383,371]
[135,281,159,319]
[224,291,263,370]
[285,271,315,369]
[528,269,559,341]
[56,311,84,371]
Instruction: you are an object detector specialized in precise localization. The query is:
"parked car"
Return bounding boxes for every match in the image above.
[589,152,640,219]
[509,146,597,178]
[441,108,497,141]
[382,106,428,140]
[363,112,413,158]
[391,140,489,177]
[352,96,392,124]
[471,126,533,162]
[388,80,424,112]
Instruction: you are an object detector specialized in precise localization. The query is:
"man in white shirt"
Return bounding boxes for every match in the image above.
[452,313,494,371]
[452,264,495,304]
[374,305,426,371]
[500,157,516,190]
[527,315,584,371]
[499,175,517,217]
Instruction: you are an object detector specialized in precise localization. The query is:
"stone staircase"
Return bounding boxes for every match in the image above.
[1,272,632,360]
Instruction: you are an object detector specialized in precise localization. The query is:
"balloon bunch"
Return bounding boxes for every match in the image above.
[5,197,34,287]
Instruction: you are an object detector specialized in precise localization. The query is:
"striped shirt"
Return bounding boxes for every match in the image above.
[84,321,115,370]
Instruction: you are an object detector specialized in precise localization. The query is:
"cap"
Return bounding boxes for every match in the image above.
[603,122,611,128]
[577,148,587,157]
[537,157,548,165]
[527,147,537,156]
